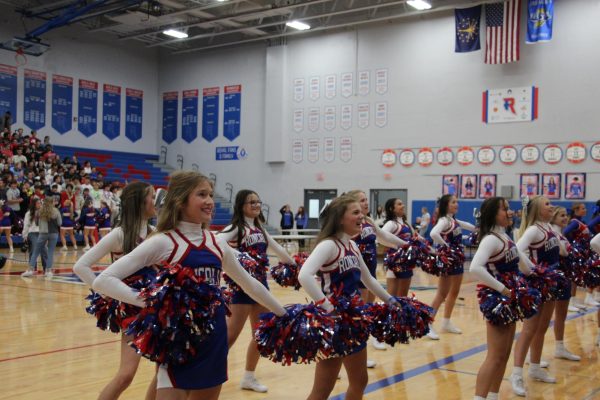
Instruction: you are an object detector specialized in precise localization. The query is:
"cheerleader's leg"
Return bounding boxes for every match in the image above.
[475,322,516,397]
[342,348,369,400]
[98,334,142,400]
[307,357,344,400]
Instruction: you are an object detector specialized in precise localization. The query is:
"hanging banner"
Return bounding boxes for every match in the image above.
[181,89,199,143]
[102,84,121,140]
[125,88,143,142]
[323,106,336,131]
[521,144,540,164]
[375,69,388,94]
[223,84,241,141]
[202,87,219,142]
[437,147,454,166]
[340,137,352,162]
[340,104,352,130]
[78,79,98,137]
[24,69,46,131]
[358,70,370,96]
[399,149,415,167]
[483,86,538,123]
[457,146,474,166]
[418,147,434,166]
[357,103,369,129]
[325,75,336,99]
[293,78,304,102]
[162,91,178,144]
[52,74,73,134]
[375,102,387,127]
[526,0,554,43]
[542,144,562,164]
[381,149,396,167]
[324,137,335,163]
[0,64,17,126]
[293,109,304,132]
[308,138,320,163]
[566,142,586,164]
[341,72,353,98]
[308,107,320,132]
[591,142,600,163]
[499,145,518,165]
[309,77,320,101]
[292,139,303,163]
[477,146,496,165]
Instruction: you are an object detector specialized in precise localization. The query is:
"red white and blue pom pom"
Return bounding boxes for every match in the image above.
[254,302,334,365]
[328,295,372,357]
[85,266,157,333]
[526,264,564,302]
[125,263,229,365]
[384,239,429,276]
[270,252,307,290]
[223,252,267,293]
[422,244,464,276]
[583,256,600,288]
[467,231,479,246]
[366,295,434,345]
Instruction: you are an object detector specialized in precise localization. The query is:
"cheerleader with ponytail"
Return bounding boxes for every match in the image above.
[93,172,287,400]
[428,194,475,339]
[471,197,539,400]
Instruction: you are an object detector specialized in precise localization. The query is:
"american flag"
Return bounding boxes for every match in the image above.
[485,0,521,64]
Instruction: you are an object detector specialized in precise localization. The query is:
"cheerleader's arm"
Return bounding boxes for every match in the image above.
[216,225,238,242]
[265,231,296,264]
[375,221,406,248]
[468,235,506,293]
[430,218,450,246]
[297,240,337,312]
[456,219,476,232]
[74,228,124,287]
[92,235,172,307]
[517,250,535,276]
[587,215,600,232]
[516,226,543,254]
[562,220,579,238]
[351,242,393,303]
[591,233,600,254]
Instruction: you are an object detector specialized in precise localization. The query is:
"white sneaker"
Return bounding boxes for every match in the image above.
[73,245,78,250]
[45,270,54,279]
[584,294,600,307]
[510,374,526,397]
[9,247,14,253]
[441,320,462,334]
[528,368,557,383]
[61,246,68,252]
[555,348,581,361]
[567,304,580,312]
[427,324,440,340]
[525,355,549,368]
[240,376,268,393]
[372,340,387,351]
[366,359,376,368]
[21,270,34,277]
[83,245,91,251]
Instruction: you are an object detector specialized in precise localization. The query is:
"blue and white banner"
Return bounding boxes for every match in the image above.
[527,0,553,43]
[102,84,121,140]
[52,74,73,134]
[24,69,46,131]
[162,91,178,144]
[216,146,247,160]
[78,79,98,137]
[125,88,143,142]
[182,89,199,143]
[0,64,18,126]
[223,84,241,141]
[202,87,219,142]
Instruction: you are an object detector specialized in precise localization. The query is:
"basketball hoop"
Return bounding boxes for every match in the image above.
[15,47,27,66]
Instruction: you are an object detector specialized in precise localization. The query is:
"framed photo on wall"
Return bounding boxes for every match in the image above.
[460,174,477,199]
[541,173,561,199]
[565,172,586,199]
[520,173,539,198]
[442,175,459,196]
[478,174,497,199]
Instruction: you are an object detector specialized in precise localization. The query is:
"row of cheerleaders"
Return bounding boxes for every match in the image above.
[74,174,600,400]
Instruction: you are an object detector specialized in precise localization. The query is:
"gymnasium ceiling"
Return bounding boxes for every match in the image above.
[2,0,502,54]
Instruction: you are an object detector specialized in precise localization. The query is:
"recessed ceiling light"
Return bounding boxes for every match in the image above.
[163,29,188,39]
[286,20,311,31]
[407,0,432,11]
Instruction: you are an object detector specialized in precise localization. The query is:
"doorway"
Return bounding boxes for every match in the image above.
[370,189,408,222]
[304,189,338,228]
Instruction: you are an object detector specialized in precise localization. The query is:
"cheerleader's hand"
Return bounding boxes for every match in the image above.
[386,296,401,307]
[317,298,335,313]
[427,246,437,255]
[501,287,512,298]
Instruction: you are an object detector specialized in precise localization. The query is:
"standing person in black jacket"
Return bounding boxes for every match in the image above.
[279,204,294,240]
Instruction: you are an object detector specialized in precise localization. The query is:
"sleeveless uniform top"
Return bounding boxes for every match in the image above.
[566,219,591,243]
[528,223,560,268]
[439,218,463,248]
[317,239,362,298]
[353,222,377,269]
[98,206,111,229]
[83,207,96,227]
[485,233,520,277]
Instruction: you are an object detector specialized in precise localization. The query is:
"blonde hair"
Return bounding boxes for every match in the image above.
[551,206,567,225]
[157,171,213,233]
[518,196,547,238]
[316,195,359,244]
[39,197,57,220]
[345,190,365,201]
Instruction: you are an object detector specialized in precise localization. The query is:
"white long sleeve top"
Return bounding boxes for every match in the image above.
[298,233,393,312]
[430,215,475,246]
[22,211,39,237]
[591,233,600,254]
[516,222,567,257]
[380,219,410,247]
[469,226,534,293]
[92,221,286,316]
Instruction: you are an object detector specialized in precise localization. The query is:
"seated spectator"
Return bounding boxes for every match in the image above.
[11,147,27,165]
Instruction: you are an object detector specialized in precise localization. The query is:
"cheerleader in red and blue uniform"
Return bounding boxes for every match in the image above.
[0,200,14,252]
[81,198,97,251]
[93,172,286,400]
[428,194,475,339]
[590,233,600,347]
[471,197,537,400]
[74,182,157,400]
[217,189,296,393]
[298,194,399,400]
[98,200,112,239]
[60,199,78,251]
[510,196,567,397]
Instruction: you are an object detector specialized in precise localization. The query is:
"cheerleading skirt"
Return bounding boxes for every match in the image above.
[232,277,269,305]
[156,305,228,390]
[0,216,11,227]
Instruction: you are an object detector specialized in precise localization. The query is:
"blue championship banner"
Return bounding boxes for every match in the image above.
[202,87,219,142]
[223,84,241,141]
[52,74,73,134]
[102,84,121,140]
[0,64,18,126]
[162,91,178,144]
[182,89,198,143]
[78,79,98,137]
[24,69,47,131]
[125,88,143,142]
[526,0,553,43]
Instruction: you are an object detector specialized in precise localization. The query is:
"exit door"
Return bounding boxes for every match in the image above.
[304,189,337,228]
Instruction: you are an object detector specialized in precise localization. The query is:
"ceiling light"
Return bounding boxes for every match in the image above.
[407,0,432,10]
[217,0,228,2]
[163,29,188,39]
[286,20,311,31]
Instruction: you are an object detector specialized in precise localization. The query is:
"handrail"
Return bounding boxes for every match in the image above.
[176,154,184,170]
[160,146,167,164]
[225,183,233,203]
[261,203,270,224]
[191,163,199,172]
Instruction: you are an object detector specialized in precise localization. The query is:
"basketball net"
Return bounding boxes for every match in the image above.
[15,47,27,66]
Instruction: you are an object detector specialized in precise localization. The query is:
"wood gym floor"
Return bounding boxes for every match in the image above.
[1,249,599,400]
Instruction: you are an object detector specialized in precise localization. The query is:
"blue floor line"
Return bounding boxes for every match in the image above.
[436,367,479,377]
[329,307,597,400]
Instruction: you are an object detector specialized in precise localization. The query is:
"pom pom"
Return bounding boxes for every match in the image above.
[367,295,434,345]
[254,302,334,365]
[270,252,308,290]
[527,264,567,302]
[328,295,371,357]
[126,263,229,365]
[85,266,157,333]
[223,252,267,293]
[422,244,464,276]
[477,273,542,325]
[384,239,432,277]
[467,231,479,246]
[357,244,377,268]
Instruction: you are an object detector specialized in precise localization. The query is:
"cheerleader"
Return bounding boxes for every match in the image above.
[298,194,400,400]
[60,199,78,251]
[510,196,566,397]
[218,190,296,393]
[590,233,600,346]
[0,200,14,252]
[346,191,406,353]
[93,171,286,400]
[428,194,475,339]
[98,200,112,238]
[81,198,97,250]
[471,197,535,400]
[550,206,581,361]
[74,182,157,400]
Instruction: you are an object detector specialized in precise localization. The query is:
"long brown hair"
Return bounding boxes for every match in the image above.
[222,189,265,247]
[316,195,359,244]
[114,181,153,255]
[157,171,213,233]
[28,197,40,224]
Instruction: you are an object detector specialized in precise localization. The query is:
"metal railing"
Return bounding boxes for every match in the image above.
[176,154,184,170]
[160,146,167,164]
[225,183,233,203]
